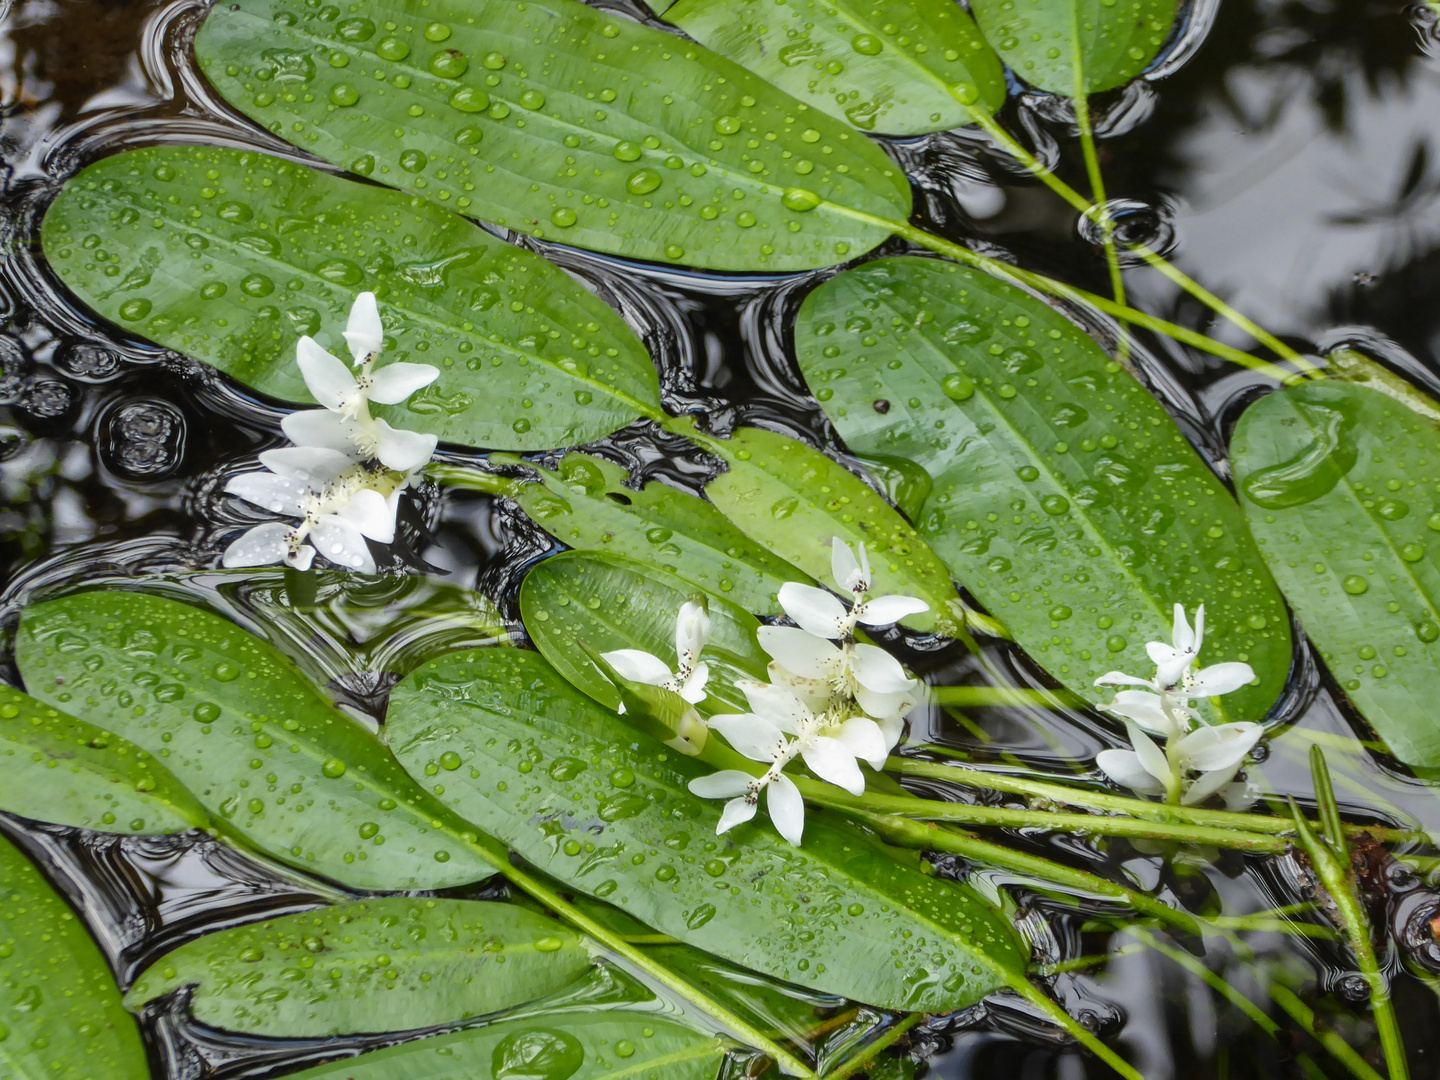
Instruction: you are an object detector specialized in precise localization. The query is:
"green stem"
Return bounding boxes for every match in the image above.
[425,462,519,496]
[927,686,1085,709]
[1005,975,1144,1080]
[1037,944,1145,976]
[1268,981,1388,1080]
[1069,81,1130,366]
[820,1013,925,1080]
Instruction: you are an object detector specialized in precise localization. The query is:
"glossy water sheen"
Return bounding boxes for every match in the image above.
[6,0,1440,1077]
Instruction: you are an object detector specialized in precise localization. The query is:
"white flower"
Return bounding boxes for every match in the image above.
[689,767,805,846]
[601,600,711,705]
[221,446,408,574]
[776,540,929,640]
[282,292,441,472]
[1097,604,1255,700]
[1097,719,1263,807]
[756,625,917,721]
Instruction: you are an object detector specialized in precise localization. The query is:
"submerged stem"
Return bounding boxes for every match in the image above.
[1069,84,1130,366]
[820,1012,924,1080]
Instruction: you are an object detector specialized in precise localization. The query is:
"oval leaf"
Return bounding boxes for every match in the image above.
[15,590,494,891]
[1232,381,1440,768]
[193,0,911,272]
[0,833,149,1080]
[697,423,961,635]
[971,0,1178,95]
[276,1011,725,1080]
[386,647,1028,1012]
[42,145,659,451]
[503,452,807,617]
[520,550,769,714]
[794,256,1290,719]
[125,897,590,1036]
[667,0,1006,134]
[0,684,208,835]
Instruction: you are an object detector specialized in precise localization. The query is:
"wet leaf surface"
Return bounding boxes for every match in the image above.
[193,0,911,272]
[795,257,1291,719]
[42,145,659,451]
[386,647,1029,1012]
[125,897,590,1036]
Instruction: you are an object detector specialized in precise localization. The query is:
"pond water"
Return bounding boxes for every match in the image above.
[5,0,1440,1077]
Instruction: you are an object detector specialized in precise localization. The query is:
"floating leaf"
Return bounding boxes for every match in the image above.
[386,648,1029,1012]
[1232,381,1440,768]
[0,833,150,1080]
[193,0,911,272]
[794,257,1290,720]
[275,1011,725,1080]
[0,684,208,835]
[520,550,768,714]
[970,0,1178,95]
[125,897,590,1036]
[666,0,1006,134]
[697,423,961,635]
[494,451,806,617]
[15,590,494,890]
[42,145,659,451]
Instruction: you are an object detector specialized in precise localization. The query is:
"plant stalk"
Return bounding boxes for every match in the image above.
[820,1012,924,1080]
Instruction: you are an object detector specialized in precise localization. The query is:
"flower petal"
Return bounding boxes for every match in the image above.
[342,291,384,364]
[1096,749,1166,795]
[1181,762,1241,806]
[372,419,438,472]
[287,543,316,571]
[855,594,929,627]
[767,773,805,845]
[600,649,672,686]
[689,770,754,799]
[337,487,397,543]
[310,515,376,573]
[678,661,709,704]
[801,736,866,795]
[1171,603,1196,654]
[876,713,905,754]
[766,663,832,711]
[296,337,357,410]
[1095,670,1158,689]
[778,582,850,639]
[854,684,916,723]
[1147,642,1191,688]
[1187,662,1256,698]
[282,409,362,455]
[368,362,441,404]
[1123,720,1173,787]
[708,713,788,763]
[850,643,916,693]
[226,471,313,517]
[831,539,865,593]
[832,716,888,770]
[735,680,811,734]
[1105,690,1180,738]
[716,796,758,834]
[675,600,711,666]
[1177,722,1263,773]
[259,446,357,482]
[756,626,842,682]
[221,522,292,568]
[1192,604,1206,656]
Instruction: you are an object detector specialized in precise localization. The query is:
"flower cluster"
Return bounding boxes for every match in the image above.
[687,540,927,845]
[222,293,439,574]
[1094,604,1263,807]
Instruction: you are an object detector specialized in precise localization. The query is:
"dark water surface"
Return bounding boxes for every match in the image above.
[6,1,1440,1077]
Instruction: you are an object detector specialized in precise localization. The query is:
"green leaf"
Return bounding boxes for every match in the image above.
[666,0,1006,134]
[1231,381,1440,768]
[193,0,911,272]
[0,683,209,835]
[125,897,590,1036]
[271,1011,725,1080]
[0,833,149,1080]
[489,451,806,617]
[794,256,1290,720]
[971,0,1178,95]
[15,590,495,891]
[386,647,1029,1012]
[519,550,768,715]
[41,145,659,451]
[696,422,962,635]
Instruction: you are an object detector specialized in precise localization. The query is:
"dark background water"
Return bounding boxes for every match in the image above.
[6,0,1440,1077]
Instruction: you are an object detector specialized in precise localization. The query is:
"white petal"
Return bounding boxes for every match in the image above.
[287,543,316,571]
[756,626,843,682]
[678,662,709,704]
[716,796,758,834]
[368,362,440,404]
[1094,671,1158,689]
[1096,749,1166,795]
[850,643,916,693]
[337,487,397,543]
[1181,763,1241,806]
[259,445,356,482]
[831,539,865,593]
[600,649,673,686]
[854,684,915,723]
[876,713,905,753]
[373,419,438,472]
[1105,690,1180,738]
[766,773,805,845]
[342,291,384,364]
[282,409,363,455]
[767,663,833,711]
[832,716,888,770]
[221,522,292,568]
[1221,779,1260,811]
[225,471,312,517]
[708,714,788,763]
[1171,603,1196,654]
[801,736,866,795]
[855,594,929,627]
[1123,720,1173,787]
[1187,662,1256,698]
[778,582,850,639]
[296,336,357,410]
[675,600,711,665]
[1147,641,1190,688]
[689,770,754,799]
[736,681,811,734]
[310,515,375,573]
[1192,604,1206,655]
[1178,722,1263,773]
